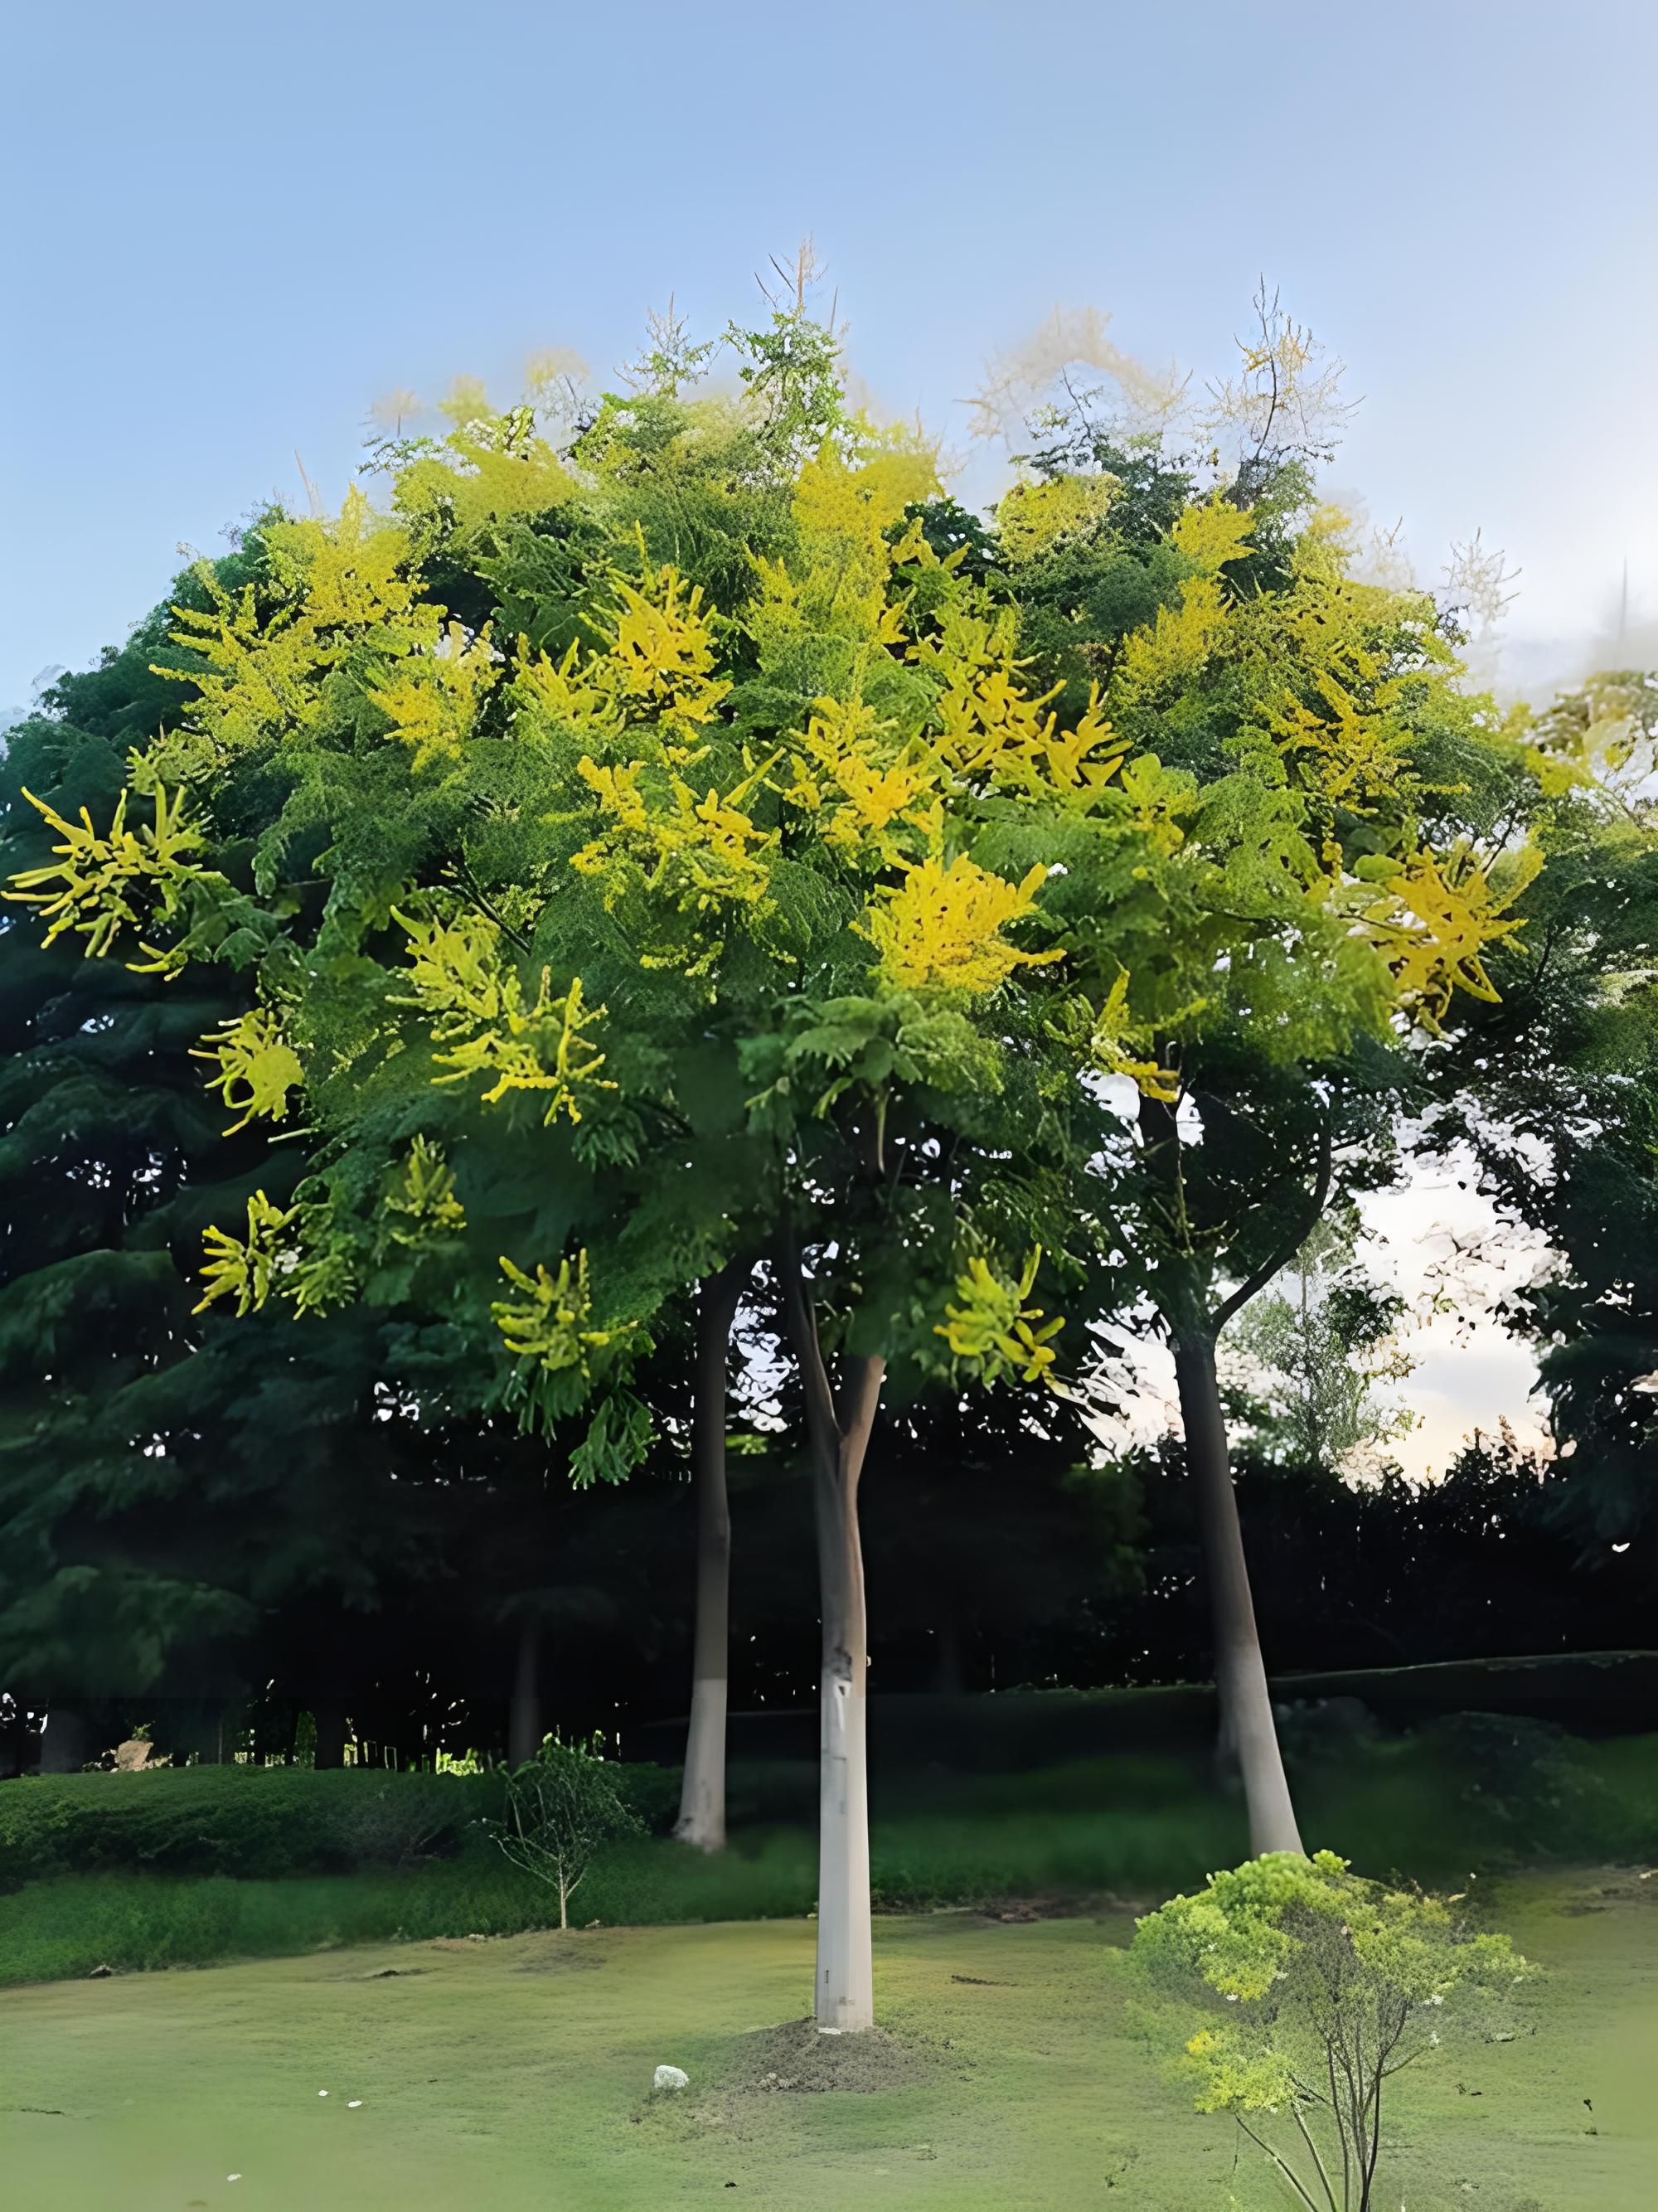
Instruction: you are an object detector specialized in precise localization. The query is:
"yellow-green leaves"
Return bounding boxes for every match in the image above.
[1118,498,1253,695]
[1357,840,1542,1033]
[5,783,211,967]
[492,1250,633,1377]
[394,910,615,1124]
[1087,972,1180,1103]
[516,558,731,754]
[570,756,776,934]
[936,1246,1064,1390]
[382,1135,467,1245]
[861,855,1061,997]
[191,1008,305,1135]
[158,491,429,759]
[369,619,501,769]
[996,472,1115,564]
[192,1191,298,1316]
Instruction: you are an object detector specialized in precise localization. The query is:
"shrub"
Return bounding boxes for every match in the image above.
[488,1735,644,1929]
[1131,1851,1533,2212]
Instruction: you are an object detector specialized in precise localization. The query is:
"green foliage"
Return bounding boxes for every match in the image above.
[0,1767,488,1882]
[1133,1852,1532,2210]
[1226,1212,1418,1467]
[0,1759,685,1886]
[488,1731,644,1927]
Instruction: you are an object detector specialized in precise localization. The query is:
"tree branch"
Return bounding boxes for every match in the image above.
[1210,1102,1336,1336]
[1232,2117,1321,2212]
[777,1214,838,1447]
[1292,2105,1340,2212]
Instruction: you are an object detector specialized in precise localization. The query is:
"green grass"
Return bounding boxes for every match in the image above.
[6,1730,1656,1989]
[2,1869,1655,2210]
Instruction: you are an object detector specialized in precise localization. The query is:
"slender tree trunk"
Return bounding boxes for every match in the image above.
[781,1230,885,2032]
[808,1353,883,2033]
[1173,1332,1304,1857]
[675,1259,750,1852]
[508,1617,543,1769]
[39,1701,87,1774]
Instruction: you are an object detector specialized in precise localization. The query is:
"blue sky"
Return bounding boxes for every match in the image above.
[5,0,1656,711]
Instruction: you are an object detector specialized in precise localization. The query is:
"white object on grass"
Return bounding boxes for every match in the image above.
[653,2065,690,2092]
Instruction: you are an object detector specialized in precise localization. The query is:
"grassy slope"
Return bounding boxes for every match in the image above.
[2,1870,1654,2212]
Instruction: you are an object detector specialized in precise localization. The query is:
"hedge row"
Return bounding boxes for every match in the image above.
[0,1760,686,1883]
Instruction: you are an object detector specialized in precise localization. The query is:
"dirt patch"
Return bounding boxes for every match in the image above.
[719,2018,935,2096]
[637,2017,948,2141]
[982,1895,1099,1923]
[510,1934,608,1976]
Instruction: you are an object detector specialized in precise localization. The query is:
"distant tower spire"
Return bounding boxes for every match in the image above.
[1617,555,1629,657]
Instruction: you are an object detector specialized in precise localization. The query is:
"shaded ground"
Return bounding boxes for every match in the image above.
[1,1870,1653,2210]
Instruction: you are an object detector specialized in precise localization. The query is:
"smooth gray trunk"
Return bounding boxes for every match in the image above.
[807,1352,883,2033]
[675,1261,749,1851]
[1174,1333,1304,1857]
[508,1618,543,1769]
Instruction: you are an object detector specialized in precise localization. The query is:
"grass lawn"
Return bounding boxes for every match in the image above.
[2,1867,1653,2212]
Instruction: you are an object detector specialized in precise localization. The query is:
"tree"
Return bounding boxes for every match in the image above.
[4,283,1555,2028]
[1225,1213,1417,1472]
[1132,1852,1530,2212]
[992,349,1554,1855]
[0,570,424,1768]
[673,1254,753,1849]
[490,1729,642,1930]
[1421,671,1658,1564]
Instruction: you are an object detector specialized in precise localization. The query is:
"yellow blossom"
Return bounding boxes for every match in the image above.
[861,855,1063,995]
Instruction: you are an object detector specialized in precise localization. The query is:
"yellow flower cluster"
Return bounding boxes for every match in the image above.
[492,1249,633,1376]
[1087,972,1180,1104]
[158,492,433,759]
[861,855,1061,996]
[394,910,615,1124]
[5,783,209,968]
[936,1246,1064,1390]
[381,1136,468,1246]
[369,620,501,769]
[192,1191,298,1317]
[191,1007,306,1135]
[1118,498,1254,694]
[570,755,777,926]
[1357,841,1542,1034]
[908,605,1127,808]
[516,560,731,754]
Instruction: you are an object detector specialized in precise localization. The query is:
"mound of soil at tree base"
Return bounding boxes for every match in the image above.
[638,2018,957,2139]
[720,2018,938,2094]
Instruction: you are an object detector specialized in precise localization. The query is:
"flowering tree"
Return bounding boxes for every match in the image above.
[6,289,1549,2026]
[996,409,1551,1854]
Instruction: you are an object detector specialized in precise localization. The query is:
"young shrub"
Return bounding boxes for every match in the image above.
[1130,1851,1531,2212]
[488,1733,642,1930]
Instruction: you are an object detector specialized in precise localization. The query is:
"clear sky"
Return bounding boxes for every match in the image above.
[5,0,1653,1464]
[5,0,1656,709]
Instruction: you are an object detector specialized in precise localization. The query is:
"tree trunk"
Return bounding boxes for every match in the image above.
[39,1702,88,1774]
[313,1702,347,1771]
[508,1618,543,1769]
[1173,1333,1305,1857]
[675,1259,749,1851]
[807,1354,885,2034]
